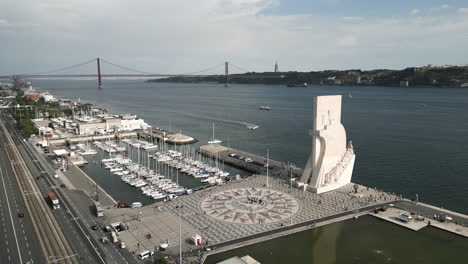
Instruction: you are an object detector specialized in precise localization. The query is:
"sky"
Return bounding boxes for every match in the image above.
[1,0,468,74]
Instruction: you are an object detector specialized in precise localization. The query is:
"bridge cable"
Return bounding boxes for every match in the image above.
[99,58,157,75]
[101,58,225,76]
[180,63,225,75]
[229,63,250,74]
[21,58,97,75]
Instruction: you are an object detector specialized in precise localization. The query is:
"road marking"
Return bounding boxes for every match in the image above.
[0,153,24,263]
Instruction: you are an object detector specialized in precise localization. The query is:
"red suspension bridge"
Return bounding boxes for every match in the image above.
[0,58,253,88]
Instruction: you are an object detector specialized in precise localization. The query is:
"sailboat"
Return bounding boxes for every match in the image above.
[208,123,222,144]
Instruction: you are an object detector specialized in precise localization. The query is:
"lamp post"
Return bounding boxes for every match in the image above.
[176,204,183,264]
[289,164,293,225]
[266,148,269,188]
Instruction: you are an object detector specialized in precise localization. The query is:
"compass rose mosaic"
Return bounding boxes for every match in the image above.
[200,188,300,224]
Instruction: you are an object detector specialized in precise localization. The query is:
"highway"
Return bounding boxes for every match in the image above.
[0,115,79,263]
[0,134,44,263]
[1,111,138,264]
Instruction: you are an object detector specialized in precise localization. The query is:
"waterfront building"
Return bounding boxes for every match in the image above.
[24,87,41,101]
[299,95,356,193]
[76,115,148,135]
[400,80,410,87]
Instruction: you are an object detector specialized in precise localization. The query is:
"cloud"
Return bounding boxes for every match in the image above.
[458,8,468,14]
[342,16,364,22]
[1,0,468,74]
[0,18,9,26]
[336,35,357,47]
[410,9,420,16]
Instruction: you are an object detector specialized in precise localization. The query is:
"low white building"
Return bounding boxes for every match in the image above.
[121,118,149,131]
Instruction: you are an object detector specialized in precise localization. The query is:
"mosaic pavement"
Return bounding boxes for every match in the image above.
[200,188,299,224]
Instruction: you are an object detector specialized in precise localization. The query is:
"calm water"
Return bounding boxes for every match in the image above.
[33,79,468,214]
[31,79,468,263]
[205,215,468,264]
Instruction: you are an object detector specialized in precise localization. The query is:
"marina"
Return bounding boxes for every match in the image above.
[14,81,468,264]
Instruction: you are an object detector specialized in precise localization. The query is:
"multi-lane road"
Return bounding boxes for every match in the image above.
[1,111,138,264]
[0,129,44,263]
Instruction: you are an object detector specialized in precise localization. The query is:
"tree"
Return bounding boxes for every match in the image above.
[353,184,359,194]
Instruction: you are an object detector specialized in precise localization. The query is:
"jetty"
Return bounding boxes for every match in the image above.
[138,127,198,145]
[198,144,302,177]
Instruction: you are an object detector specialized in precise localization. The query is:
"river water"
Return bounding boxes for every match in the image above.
[32,79,468,263]
[204,215,468,264]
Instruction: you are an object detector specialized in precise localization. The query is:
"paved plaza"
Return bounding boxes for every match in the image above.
[104,174,400,259]
[200,187,300,224]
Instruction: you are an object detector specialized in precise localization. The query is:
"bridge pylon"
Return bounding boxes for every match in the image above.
[224,61,229,86]
[97,58,102,88]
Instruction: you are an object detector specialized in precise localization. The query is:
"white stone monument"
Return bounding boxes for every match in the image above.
[299,95,355,194]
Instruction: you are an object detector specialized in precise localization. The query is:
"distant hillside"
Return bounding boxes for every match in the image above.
[147,66,468,88]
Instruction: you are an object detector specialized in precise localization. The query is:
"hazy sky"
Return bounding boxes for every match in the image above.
[1,0,468,74]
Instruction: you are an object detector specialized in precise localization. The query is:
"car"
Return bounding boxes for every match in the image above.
[119,242,126,249]
[398,213,413,223]
[60,184,66,188]
[117,201,131,208]
[54,174,59,179]
[91,224,100,230]
[18,212,24,218]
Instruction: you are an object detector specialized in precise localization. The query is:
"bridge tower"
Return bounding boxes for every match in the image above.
[224,61,229,86]
[97,58,103,88]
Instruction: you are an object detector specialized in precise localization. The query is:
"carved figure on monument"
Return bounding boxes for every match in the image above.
[299,95,356,193]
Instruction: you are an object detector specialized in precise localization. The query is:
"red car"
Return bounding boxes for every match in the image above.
[117,201,130,208]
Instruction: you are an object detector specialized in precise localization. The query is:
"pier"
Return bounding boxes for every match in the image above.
[198,144,302,177]
[138,127,198,145]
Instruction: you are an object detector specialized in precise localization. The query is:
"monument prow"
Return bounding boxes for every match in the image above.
[299,95,356,194]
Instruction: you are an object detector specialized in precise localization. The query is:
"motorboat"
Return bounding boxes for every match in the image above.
[258,105,271,110]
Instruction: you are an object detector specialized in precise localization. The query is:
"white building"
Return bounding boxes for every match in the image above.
[121,118,149,131]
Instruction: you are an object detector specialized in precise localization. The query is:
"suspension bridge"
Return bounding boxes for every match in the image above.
[0,58,254,88]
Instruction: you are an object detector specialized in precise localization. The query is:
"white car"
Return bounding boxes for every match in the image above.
[120,242,126,249]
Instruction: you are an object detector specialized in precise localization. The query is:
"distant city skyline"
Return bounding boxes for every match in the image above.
[1,0,468,74]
